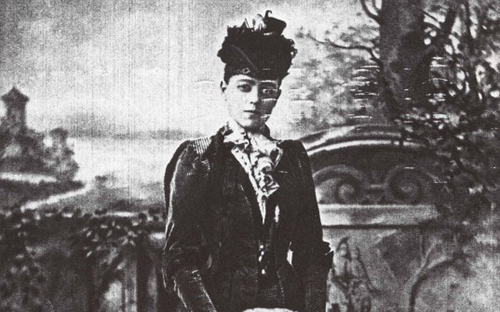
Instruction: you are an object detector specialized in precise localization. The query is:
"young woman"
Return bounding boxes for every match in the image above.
[163,11,332,312]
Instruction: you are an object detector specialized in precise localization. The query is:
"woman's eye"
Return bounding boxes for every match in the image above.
[262,88,278,97]
[237,84,252,92]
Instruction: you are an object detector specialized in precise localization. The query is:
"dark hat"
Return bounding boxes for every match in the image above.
[218,11,297,80]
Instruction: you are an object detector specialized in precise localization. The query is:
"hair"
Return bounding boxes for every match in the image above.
[223,66,234,84]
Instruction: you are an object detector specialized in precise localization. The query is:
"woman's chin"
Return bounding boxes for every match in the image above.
[239,120,265,131]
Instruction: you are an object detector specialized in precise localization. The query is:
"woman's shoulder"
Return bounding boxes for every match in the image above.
[184,136,213,156]
[165,137,214,184]
[173,136,214,160]
[278,139,307,154]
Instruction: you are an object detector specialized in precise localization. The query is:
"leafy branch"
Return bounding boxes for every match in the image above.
[303,31,382,69]
[0,204,162,311]
[0,207,47,312]
[406,241,466,312]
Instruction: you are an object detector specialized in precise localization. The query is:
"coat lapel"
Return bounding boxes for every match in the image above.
[273,149,300,230]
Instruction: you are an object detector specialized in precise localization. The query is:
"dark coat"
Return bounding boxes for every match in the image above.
[162,129,331,312]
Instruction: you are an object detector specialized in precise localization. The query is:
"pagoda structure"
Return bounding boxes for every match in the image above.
[1,87,29,135]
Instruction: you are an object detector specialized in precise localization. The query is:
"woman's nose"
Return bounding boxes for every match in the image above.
[249,87,261,105]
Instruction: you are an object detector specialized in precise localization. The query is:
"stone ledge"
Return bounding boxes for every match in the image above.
[319,204,438,228]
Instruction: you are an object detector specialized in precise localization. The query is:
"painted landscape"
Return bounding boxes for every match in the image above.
[1,0,500,311]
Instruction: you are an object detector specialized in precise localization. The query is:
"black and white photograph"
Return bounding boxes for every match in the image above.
[0,0,499,311]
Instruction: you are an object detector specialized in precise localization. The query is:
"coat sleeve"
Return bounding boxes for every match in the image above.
[289,141,332,312]
[162,142,217,312]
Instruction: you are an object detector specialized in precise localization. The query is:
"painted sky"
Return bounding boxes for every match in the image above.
[0,0,367,137]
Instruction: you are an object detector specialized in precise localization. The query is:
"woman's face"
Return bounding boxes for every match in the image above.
[222,74,281,131]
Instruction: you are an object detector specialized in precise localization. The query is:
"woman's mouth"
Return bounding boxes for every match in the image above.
[244,110,262,118]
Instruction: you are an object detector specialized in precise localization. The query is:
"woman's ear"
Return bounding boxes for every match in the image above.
[220,80,227,93]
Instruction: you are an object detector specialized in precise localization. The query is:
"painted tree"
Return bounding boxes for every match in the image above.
[398,3,500,309]
[294,0,430,129]
[300,0,500,311]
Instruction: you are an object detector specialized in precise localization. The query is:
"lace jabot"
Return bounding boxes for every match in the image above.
[223,121,283,223]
